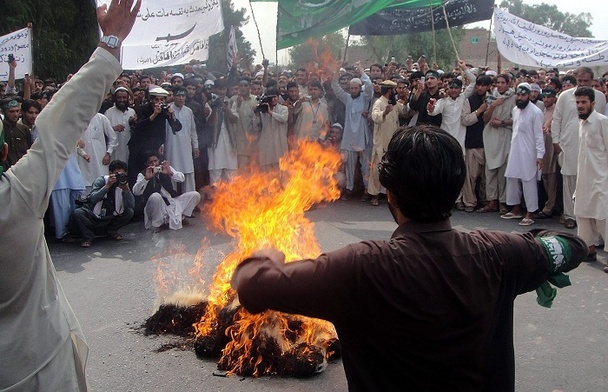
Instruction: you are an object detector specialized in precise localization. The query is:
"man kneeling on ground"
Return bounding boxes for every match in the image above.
[133,151,201,232]
[70,159,135,247]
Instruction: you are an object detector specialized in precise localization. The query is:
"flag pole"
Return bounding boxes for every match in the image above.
[484,11,493,67]
[441,4,460,60]
[249,1,266,60]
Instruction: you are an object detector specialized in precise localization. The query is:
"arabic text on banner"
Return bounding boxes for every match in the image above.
[272,0,442,50]
[349,0,494,36]
[493,7,608,68]
[95,0,224,70]
[0,27,32,82]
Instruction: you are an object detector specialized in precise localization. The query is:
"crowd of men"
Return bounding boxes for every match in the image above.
[1,51,607,266]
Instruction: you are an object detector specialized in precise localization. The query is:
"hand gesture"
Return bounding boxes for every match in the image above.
[96,0,141,42]
[105,173,117,189]
[160,160,172,175]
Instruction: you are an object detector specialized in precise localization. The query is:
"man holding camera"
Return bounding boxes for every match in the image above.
[133,152,201,232]
[254,87,289,172]
[129,86,182,186]
[69,160,135,247]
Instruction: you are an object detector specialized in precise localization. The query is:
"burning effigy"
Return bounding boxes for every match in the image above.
[144,140,343,377]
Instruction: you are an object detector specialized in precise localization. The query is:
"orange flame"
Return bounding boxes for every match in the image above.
[193,140,342,375]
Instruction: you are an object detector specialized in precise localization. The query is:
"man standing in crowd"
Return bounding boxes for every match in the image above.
[367,80,403,206]
[572,87,608,267]
[105,86,136,163]
[207,78,238,184]
[165,86,198,193]
[0,1,140,389]
[460,75,492,212]
[184,78,211,191]
[254,87,289,172]
[480,73,515,214]
[1,98,32,170]
[19,99,41,140]
[130,85,182,186]
[552,66,607,229]
[536,88,559,219]
[231,77,259,169]
[77,112,117,194]
[70,160,134,247]
[331,63,372,200]
[133,152,201,232]
[232,125,587,392]
[501,83,544,226]
[409,70,443,127]
[293,79,330,143]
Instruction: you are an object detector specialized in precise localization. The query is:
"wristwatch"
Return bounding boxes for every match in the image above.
[101,35,121,49]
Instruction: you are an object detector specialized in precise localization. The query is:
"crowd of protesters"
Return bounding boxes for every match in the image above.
[1,50,607,268]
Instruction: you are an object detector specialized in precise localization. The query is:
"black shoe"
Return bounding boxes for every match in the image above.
[585,252,597,262]
[534,211,552,219]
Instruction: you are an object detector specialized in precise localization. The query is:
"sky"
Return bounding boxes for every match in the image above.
[232,0,608,65]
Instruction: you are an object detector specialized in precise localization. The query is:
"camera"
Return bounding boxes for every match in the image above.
[153,166,162,174]
[116,172,128,185]
[255,94,273,114]
[7,54,14,63]
[388,96,397,105]
[160,103,169,114]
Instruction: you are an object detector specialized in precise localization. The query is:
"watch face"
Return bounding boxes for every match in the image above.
[103,35,120,48]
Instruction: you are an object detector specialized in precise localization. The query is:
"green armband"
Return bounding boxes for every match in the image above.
[534,236,573,308]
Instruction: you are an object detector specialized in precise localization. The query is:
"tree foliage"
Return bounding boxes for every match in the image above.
[206,0,256,73]
[360,28,465,71]
[500,0,593,37]
[287,32,346,69]
[0,0,98,81]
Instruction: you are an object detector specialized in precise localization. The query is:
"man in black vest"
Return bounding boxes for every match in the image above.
[460,74,493,212]
[132,151,200,232]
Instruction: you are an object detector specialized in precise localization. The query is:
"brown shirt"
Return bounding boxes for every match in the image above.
[2,120,32,169]
[233,219,585,392]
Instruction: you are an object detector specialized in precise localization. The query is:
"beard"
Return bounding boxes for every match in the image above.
[515,98,529,109]
[578,110,592,120]
[116,101,129,111]
[350,92,361,99]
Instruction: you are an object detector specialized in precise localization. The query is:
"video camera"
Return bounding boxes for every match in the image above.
[255,94,273,114]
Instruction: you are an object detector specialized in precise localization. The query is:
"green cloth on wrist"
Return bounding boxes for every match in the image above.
[535,236,572,308]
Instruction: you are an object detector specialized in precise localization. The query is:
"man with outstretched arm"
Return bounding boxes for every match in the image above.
[0,1,140,390]
[232,124,587,392]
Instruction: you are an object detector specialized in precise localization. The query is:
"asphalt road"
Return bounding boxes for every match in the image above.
[49,198,608,392]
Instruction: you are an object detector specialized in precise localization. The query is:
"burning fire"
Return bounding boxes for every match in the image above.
[189,140,342,376]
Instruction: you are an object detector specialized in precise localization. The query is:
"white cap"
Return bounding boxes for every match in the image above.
[204,79,214,87]
[148,85,169,97]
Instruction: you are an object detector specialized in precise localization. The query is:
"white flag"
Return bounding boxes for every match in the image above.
[0,27,33,82]
[226,25,238,72]
[493,8,608,68]
[96,0,224,70]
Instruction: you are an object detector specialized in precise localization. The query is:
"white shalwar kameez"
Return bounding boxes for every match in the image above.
[132,168,201,230]
[165,104,198,192]
[208,119,237,184]
[104,105,135,163]
[574,110,608,247]
[505,103,545,211]
[77,113,117,191]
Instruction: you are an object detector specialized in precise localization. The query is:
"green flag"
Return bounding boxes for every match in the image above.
[251,0,443,49]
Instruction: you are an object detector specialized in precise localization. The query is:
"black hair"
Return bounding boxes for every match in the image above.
[476,75,493,86]
[286,81,298,90]
[548,77,562,90]
[562,75,577,86]
[574,86,595,102]
[21,99,41,113]
[109,160,128,173]
[379,125,465,223]
[308,79,323,89]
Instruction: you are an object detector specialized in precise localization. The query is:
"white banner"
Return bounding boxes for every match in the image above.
[0,27,33,82]
[493,8,608,68]
[96,0,224,70]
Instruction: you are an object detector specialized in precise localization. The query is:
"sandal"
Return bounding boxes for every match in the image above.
[111,233,123,241]
[81,240,92,248]
[518,218,534,226]
[371,196,379,206]
[501,212,523,219]
[477,204,498,213]
[564,218,577,229]
[534,211,552,219]
[499,204,509,215]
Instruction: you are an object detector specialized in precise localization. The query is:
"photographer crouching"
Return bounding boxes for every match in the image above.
[132,151,201,233]
[69,160,135,247]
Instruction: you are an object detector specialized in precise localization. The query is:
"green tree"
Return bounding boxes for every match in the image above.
[0,0,98,81]
[205,0,256,73]
[361,28,465,71]
[500,0,593,37]
[288,32,346,69]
